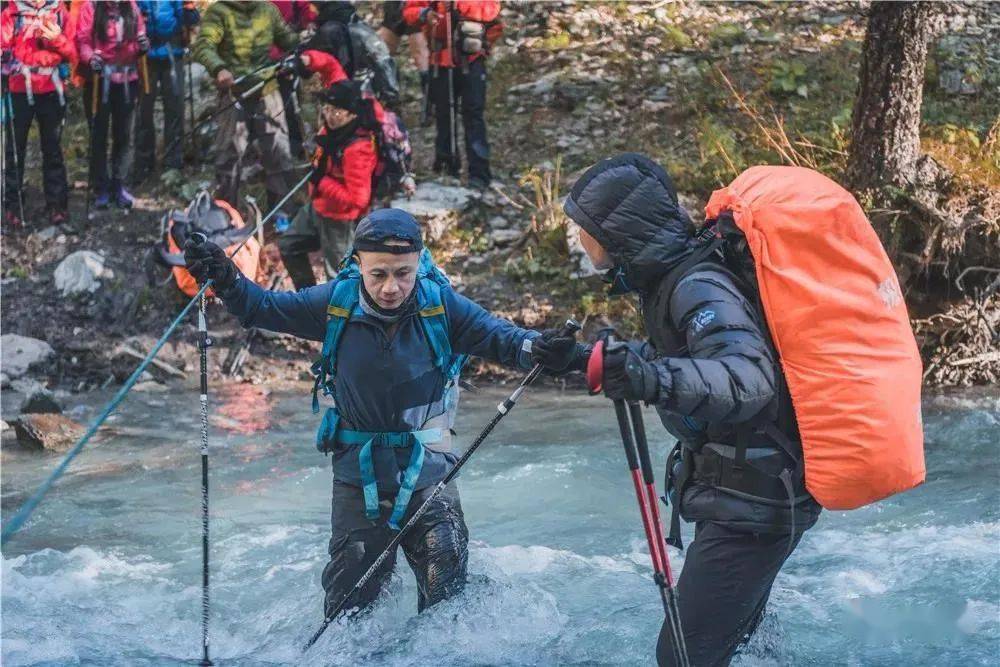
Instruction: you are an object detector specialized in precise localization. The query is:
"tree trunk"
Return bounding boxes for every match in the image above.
[847,2,945,191]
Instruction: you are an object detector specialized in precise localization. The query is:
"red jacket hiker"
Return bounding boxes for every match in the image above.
[1,0,76,100]
[304,50,378,222]
[402,0,501,68]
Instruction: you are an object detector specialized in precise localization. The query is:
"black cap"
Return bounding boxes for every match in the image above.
[353,209,424,254]
[318,79,363,114]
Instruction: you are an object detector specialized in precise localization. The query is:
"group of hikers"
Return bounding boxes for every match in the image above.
[2,0,500,283]
[5,2,927,666]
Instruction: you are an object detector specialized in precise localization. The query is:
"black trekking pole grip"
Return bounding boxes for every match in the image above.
[303,319,580,651]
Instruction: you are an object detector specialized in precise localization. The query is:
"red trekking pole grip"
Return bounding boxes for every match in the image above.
[586,339,605,394]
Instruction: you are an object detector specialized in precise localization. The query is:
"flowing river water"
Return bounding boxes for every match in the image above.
[2,384,998,665]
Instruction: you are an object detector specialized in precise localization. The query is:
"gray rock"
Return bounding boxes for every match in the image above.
[488,216,511,230]
[489,229,523,245]
[391,182,475,242]
[20,387,62,415]
[1,334,54,380]
[54,250,114,296]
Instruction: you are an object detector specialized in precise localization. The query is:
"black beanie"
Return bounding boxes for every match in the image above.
[319,79,363,114]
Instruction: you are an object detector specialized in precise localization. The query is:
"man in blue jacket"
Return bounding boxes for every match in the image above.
[184,208,585,618]
[135,0,200,178]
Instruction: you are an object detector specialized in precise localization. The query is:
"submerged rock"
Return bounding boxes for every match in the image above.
[1,334,54,381]
[54,250,114,296]
[13,413,85,452]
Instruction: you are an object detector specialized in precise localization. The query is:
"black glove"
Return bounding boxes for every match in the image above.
[90,54,104,73]
[138,34,150,54]
[531,329,589,374]
[183,238,238,291]
[602,342,659,403]
[278,52,309,78]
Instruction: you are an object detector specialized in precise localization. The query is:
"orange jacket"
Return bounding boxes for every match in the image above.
[402,0,500,68]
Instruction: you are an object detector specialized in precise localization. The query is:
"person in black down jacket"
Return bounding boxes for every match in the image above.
[563,153,822,667]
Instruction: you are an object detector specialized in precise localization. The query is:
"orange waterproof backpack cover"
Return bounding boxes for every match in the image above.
[704,166,925,510]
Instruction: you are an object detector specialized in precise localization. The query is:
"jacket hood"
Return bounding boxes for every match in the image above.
[563,153,695,292]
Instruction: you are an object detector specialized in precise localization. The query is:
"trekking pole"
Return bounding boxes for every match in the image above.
[193,282,214,667]
[303,319,582,652]
[3,92,26,224]
[140,54,151,95]
[445,7,458,174]
[627,400,688,667]
[185,46,197,162]
[85,72,100,221]
[0,168,314,547]
[587,339,689,667]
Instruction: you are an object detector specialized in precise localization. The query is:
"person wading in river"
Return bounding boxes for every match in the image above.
[564,154,823,666]
[183,208,586,619]
[564,152,924,666]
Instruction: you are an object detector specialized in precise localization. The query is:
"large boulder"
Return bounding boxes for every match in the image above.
[54,250,114,296]
[391,182,475,242]
[13,413,85,453]
[1,334,54,381]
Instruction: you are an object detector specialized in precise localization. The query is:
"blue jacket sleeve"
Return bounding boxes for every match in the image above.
[217,274,333,342]
[443,288,540,370]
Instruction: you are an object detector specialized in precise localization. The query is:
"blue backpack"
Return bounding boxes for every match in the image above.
[310,249,467,528]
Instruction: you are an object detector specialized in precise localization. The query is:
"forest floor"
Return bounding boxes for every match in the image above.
[1,1,996,414]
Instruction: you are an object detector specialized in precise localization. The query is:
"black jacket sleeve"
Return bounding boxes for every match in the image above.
[650,266,777,423]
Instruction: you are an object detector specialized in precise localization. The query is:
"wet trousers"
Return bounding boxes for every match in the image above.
[135,57,185,173]
[212,90,294,213]
[3,91,68,213]
[430,58,490,183]
[656,521,805,667]
[277,201,355,290]
[84,79,138,196]
[322,479,469,618]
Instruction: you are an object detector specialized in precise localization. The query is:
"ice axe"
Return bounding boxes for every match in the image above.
[587,336,690,667]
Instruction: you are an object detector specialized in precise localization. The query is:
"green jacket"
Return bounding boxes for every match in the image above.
[193,0,297,96]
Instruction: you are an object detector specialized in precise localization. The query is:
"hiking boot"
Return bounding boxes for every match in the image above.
[115,185,135,210]
[94,191,111,210]
[49,209,69,226]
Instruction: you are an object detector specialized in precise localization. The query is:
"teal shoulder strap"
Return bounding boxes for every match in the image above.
[311,272,361,412]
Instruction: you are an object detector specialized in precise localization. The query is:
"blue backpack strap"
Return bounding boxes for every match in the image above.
[311,272,361,413]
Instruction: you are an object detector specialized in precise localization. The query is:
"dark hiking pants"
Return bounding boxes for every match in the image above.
[3,91,68,212]
[430,57,490,183]
[135,56,185,174]
[656,521,806,667]
[322,479,469,619]
[84,79,139,196]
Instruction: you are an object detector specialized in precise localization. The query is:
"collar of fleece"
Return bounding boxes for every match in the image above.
[563,153,697,294]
